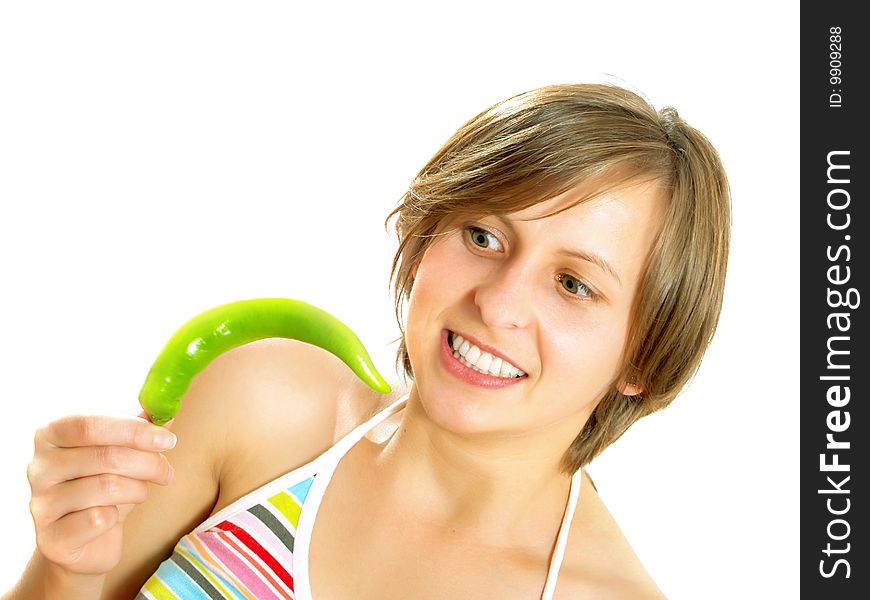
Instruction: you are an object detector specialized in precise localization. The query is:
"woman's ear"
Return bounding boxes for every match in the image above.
[617,375,643,397]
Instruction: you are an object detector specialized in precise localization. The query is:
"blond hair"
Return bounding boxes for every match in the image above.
[384,83,730,471]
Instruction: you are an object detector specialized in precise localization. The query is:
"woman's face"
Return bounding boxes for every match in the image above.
[404,178,665,440]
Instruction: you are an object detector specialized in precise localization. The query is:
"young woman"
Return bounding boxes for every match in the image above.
[8,83,730,599]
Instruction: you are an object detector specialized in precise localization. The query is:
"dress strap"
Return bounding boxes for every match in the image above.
[321,392,409,464]
[292,392,409,600]
[193,392,408,534]
[540,468,583,600]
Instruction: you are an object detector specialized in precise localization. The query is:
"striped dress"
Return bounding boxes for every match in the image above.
[136,393,583,600]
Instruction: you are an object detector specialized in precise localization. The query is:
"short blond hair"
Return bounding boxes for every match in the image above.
[385,83,730,471]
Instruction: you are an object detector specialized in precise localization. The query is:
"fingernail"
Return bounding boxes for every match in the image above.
[154,430,177,450]
[164,464,175,484]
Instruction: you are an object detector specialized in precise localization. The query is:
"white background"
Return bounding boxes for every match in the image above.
[0,2,798,598]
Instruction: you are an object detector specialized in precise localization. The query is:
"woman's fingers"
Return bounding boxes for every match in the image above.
[38,505,120,554]
[28,445,174,493]
[37,505,126,574]
[35,414,176,452]
[26,414,178,576]
[32,474,150,525]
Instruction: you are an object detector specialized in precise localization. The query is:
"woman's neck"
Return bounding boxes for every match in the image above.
[368,387,584,545]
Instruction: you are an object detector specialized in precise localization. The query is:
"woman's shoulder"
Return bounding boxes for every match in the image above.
[103,338,401,598]
[557,470,668,599]
[193,337,404,514]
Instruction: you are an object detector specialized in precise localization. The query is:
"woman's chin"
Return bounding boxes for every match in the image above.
[411,380,522,437]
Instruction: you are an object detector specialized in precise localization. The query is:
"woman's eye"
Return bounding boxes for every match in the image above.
[467,227,503,252]
[557,273,593,298]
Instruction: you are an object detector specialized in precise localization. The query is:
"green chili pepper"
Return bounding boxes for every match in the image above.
[139,298,391,425]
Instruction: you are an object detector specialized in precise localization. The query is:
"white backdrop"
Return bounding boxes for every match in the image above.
[0,2,798,598]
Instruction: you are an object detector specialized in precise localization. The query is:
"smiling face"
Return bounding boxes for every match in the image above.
[404,177,666,440]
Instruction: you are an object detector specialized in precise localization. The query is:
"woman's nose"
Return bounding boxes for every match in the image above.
[472,261,535,330]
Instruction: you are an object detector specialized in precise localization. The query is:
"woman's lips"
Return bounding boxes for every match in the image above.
[448,329,525,375]
[439,329,526,389]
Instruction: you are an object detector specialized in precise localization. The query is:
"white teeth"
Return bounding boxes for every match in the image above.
[499,359,512,378]
[476,352,493,372]
[448,332,524,379]
[465,345,481,363]
[488,356,502,376]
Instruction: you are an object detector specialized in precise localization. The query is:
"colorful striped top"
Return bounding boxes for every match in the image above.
[136,393,582,599]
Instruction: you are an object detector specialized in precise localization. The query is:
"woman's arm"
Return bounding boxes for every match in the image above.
[3,361,222,600]
[5,337,363,599]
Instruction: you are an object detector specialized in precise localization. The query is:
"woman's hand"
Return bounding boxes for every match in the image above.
[26,414,176,577]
